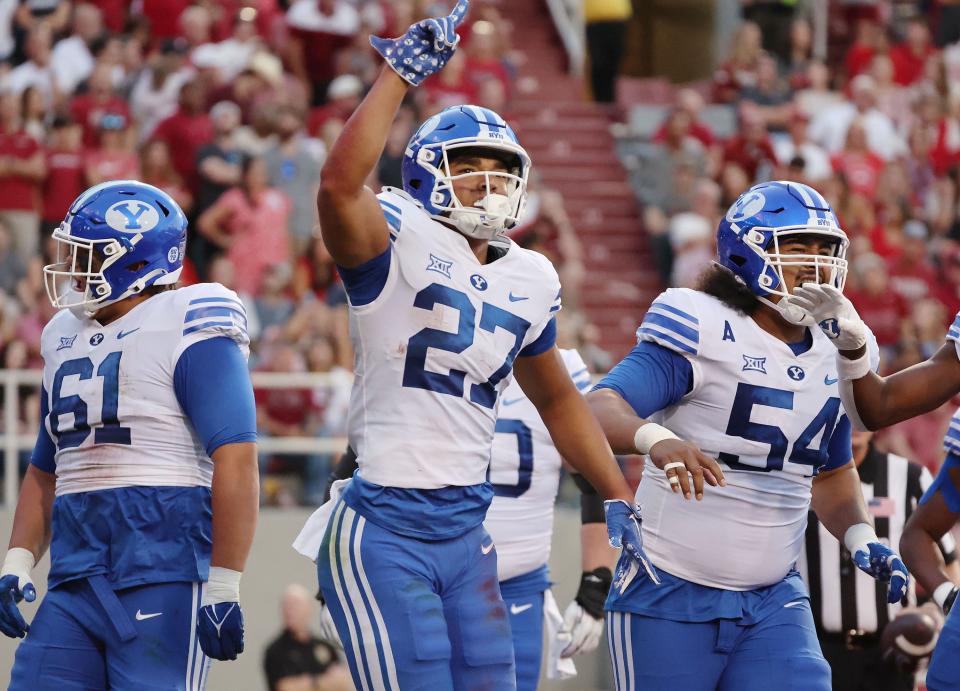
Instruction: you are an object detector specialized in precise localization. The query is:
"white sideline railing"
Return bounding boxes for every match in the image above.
[544,0,585,76]
[1,369,349,508]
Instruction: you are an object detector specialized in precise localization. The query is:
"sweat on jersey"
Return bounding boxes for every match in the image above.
[323,187,561,542]
[32,283,257,589]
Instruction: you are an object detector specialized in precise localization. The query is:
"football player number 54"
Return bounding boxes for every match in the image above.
[50,352,132,449]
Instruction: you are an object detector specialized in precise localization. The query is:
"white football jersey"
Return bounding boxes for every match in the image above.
[345,189,561,489]
[484,349,592,582]
[635,288,872,590]
[40,283,250,496]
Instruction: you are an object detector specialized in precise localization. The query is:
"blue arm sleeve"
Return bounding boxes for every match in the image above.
[174,337,257,457]
[822,413,853,471]
[30,384,56,473]
[592,341,693,417]
[921,453,960,513]
[336,246,392,307]
[519,317,557,357]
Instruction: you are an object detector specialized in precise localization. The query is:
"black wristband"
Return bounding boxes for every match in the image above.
[322,446,360,503]
[580,493,606,524]
[575,567,612,619]
[571,473,598,495]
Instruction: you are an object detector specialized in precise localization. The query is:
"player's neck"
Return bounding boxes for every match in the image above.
[92,293,154,326]
[752,305,807,344]
[465,235,490,264]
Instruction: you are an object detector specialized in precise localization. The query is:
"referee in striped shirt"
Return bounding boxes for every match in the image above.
[799,430,958,691]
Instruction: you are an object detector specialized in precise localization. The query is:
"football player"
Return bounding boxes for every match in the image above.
[316,351,617,690]
[788,176,960,691]
[586,180,910,690]
[292,2,652,688]
[0,181,258,689]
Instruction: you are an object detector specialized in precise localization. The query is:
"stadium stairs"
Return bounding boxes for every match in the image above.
[502,0,662,359]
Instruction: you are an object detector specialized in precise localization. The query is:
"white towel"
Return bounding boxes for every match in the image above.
[543,589,577,680]
[292,478,351,561]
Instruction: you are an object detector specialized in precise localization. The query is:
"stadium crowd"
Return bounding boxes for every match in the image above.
[629,2,960,473]
[0,0,598,505]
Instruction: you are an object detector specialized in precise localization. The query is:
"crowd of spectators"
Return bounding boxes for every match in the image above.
[631,3,960,471]
[0,0,597,506]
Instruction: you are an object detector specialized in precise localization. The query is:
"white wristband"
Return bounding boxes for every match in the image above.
[843,522,878,555]
[933,581,957,611]
[633,423,679,455]
[1,547,36,591]
[203,566,242,606]
[836,349,871,381]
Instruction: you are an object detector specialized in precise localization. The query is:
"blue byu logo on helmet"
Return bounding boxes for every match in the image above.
[105,201,161,233]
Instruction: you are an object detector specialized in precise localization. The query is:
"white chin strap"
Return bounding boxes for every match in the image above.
[448,193,513,240]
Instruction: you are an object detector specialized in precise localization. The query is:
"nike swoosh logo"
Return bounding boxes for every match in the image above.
[481,542,495,555]
[510,603,533,615]
[135,609,163,621]
[824,375,838,385]
[117,328,141,339]
[501,397,524,406]
[783,601,805,609]
[508,292,528,302]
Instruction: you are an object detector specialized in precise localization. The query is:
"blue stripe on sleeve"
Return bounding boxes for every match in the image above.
[30,384,56,473]
[651,300,699,325]
[921,452,960,512]
[593,341,693,417]
[174,337,257,456]
[822,413,852,471]
[337,246,392,307]
[383,210,401,235]
[184,306,247,324]
[519,317,557,357]
[379,199,402,216]
[637,327,697,355]
[642,312,699,344]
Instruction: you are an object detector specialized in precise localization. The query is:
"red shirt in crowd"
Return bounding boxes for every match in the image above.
[87,0,128,33]
[151,111,214,193]
[888,257,938,303]
[889,42,936,86]
[255,385,316,428]
[722,135,777,180]
[42,148,85,222]
[0,129,42,212]
[214,186,291,295]
[653,121,715,148]
[845,42,875,79]
[140,0,192,42]
[831,151,885,199]
[69,94,132,148]
[847,288,909,346]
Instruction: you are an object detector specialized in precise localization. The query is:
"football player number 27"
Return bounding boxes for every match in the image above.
[402,283,530,409]
[50,352,132,449]
[720,382,841,472]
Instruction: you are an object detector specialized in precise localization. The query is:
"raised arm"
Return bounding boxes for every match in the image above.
[317,66,406,267]
[318,0,469,267]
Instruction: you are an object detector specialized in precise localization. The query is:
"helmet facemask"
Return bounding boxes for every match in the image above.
[418,140,530,240]
[745,225,850,324]
[43,222,179,316]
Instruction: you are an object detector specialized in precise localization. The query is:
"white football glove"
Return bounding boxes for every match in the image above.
[560,600,604,657]
[788,283,868,351]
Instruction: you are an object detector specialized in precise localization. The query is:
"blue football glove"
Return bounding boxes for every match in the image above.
[198,602,244,660]
[852,542,910,605]
[604,500,660,593]
[0,548,37,639]
[369,0,469,86]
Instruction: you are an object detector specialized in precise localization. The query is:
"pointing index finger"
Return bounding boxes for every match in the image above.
[449,0,470,26]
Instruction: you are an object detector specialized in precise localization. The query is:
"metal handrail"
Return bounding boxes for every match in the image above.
[544,0,585,76]
[0,369,350,507]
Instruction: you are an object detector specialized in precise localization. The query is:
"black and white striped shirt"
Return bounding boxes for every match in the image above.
[798,447,957,634]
